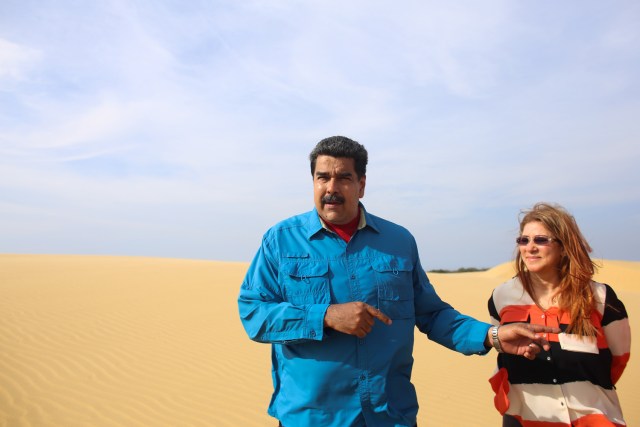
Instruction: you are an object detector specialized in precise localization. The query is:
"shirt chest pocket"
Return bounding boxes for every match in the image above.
[280,260,330,305]
[373,257,415,320]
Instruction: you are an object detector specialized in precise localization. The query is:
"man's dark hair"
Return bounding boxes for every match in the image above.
[309,136,368,178]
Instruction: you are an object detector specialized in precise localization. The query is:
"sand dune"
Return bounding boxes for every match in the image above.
[0,255,637,426]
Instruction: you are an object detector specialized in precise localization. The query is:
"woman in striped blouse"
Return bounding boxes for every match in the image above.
[488,202,630,427]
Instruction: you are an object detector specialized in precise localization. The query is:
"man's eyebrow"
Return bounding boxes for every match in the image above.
[315,171,353,177]
[315,171,354,178]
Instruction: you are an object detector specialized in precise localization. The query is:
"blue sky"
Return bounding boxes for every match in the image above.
[1,1,639,269]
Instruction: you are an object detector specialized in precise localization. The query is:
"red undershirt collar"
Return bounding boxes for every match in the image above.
[325,208,361,243]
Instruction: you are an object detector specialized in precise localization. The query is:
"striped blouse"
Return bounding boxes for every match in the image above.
[488,277,630,427]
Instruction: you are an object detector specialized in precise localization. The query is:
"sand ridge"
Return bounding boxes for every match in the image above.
[0,254,637,426]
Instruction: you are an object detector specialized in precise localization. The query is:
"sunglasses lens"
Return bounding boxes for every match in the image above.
[533,236,551,245]
[517,236,554,246]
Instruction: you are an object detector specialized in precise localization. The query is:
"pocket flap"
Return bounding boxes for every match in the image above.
[371,257,413,273]
[281,260,329,278]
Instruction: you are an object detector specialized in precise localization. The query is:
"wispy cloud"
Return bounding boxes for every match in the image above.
[1,0,639,268]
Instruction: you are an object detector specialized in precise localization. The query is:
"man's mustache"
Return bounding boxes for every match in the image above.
[322,194,345,204]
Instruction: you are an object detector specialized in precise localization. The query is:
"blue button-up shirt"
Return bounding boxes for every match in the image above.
[238,205,491,427]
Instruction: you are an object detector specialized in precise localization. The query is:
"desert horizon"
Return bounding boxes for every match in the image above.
[1,254,637,426]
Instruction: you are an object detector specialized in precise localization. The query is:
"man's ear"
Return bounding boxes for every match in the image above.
[358,175,366,198]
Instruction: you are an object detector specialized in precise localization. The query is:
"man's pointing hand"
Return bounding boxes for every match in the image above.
[324,302,392,338]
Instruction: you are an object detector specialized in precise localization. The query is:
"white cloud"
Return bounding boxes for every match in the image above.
[0,1,639,267]
[0,38,41,82]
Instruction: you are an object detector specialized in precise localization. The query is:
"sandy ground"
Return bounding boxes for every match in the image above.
[0,255,637,426]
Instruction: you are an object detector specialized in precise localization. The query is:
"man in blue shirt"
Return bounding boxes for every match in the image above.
[238,136,558,427]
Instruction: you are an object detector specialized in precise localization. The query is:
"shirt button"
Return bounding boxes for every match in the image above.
[546,357,551,361]
[359,339,365,345]
[310,330,316,337]
[553,379,557,383]
[360,374,366,381]
[541,314,545,319]
[350,274,356,280]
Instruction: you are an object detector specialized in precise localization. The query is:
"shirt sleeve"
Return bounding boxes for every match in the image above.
[488,291,501,325]
[237,237,329,344]
[601,284,631,384]
[413,256,491,356]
